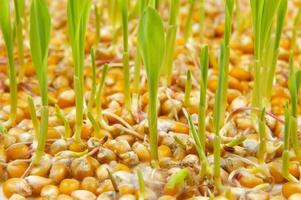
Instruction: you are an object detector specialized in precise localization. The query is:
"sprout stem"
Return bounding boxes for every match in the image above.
[88,48,97,114]
[94,4,101,44]
[137,170,145,200]
[257,108,267,164]
[198,45,209,150]
[55,105,71,139]
[87,112,102,139]
[28,96,39,146]
[199,0,205,41]
[96,64,109,120]
[184,0,196,42]
[184,70,192,107]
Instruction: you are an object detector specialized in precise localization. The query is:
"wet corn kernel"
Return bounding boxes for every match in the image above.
[56,194,73,200]
[47,127,61,140]
[59,179,80,195]
[3,178,32,197]
[229,67,250,81]
[132,142,151,162]
[96,179,114,194]
[171,122,189,134]
[49,162,69,183]
[57,89,75,108]
[158,145,172,158]
[80,177,99,193]
[7,161,29,178]
[40,185,59,200]
[81,123,93,140]
[69,142,86,152]
[6,144,30,160]
[288,193,301,200]
[237,171,263,188]
[282,182,301,198]
[207,78,218,92]
[119,184,135,195]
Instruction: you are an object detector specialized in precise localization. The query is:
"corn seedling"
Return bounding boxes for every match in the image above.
[87,112,101,139]
[184,0,196,42]
[292,3,301,52]
[67,0,91,142]
[27,96,39,146]
[184,109,211,179]
[257,108,267,164]
[137,170,145,200]
[29,0,51,164]
[87,48,97,114]
[55,105,71,139]
[138,3,165,166]
[198,45,209,150]
[95,64,109,120]
[184,70,192,107]
[288,51,301,163]
[120,0,131,110]
[250,0,288,108]
[282,103,298,182]
[0,124,7,134]
[14,0,25,81]
[0,0,18,125]
[163,0,180,85]
[199,0,205,41]
[163,168,192,195]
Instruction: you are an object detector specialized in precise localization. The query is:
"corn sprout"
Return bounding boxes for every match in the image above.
[55,105,71,139]
[198,45,209,149]
[137,170,145,200]
[184,0,196,42]
[184,70,192,107]
[94,4,101,44]
[67,0,91,142]
[257,108,266,164]
[120,0,131,110]
[164,168,191,194]
[0,0,18,125]
[292,3,301,52]
[96,64,109,120]
[163,0,180,85]
[185,109,210,179]
[29,0,51,164]
[87,48,97,114]
[288,52,301,163]
[282,103,298,182]
[250,0,288,108]
[14,0,25,81]
[199,0,205,41]
[27,96,39,146]
[138,3,165,166]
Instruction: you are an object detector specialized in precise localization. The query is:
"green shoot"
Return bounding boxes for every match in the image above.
[137,170,145,200]
[0,0,18,125]
[132,0,147,115]
[264,0,288,100]
[67,0,91,142]
[164,168,191,193]
[14,0,25,81]
[198,45,209,150]
[221,0,234,122]
[55,105,71,139]
[257,108,267,164]
[225,135,246,148]
[94,4,101,44]
[95,64,109,120]
[184,70,192,107]
[163,0,180,85]
[212,43,227,191]
[282,103,298,182]
[120,0,131,110]
[0,124,7,134]
[250,0,288,108]
[87,112,101,139]
[28,96,39,146]
[138,5,165,166]
[87,48,97,114]
[288,51,301,163]
[29,0,51,164]
[184,109,210,179]
[292,3,301,52]
[184,0,196,42]
[199,0,205,41]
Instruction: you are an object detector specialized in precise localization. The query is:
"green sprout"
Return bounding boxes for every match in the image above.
[184,70,192,107]
[132,0,147,116]
[28,96,39,146]
[288,51,301,163]
[55,105,71,139]
[87,48,97,114]
[282,103,298,182]
[95,64,109,120]
[163,0,180,85]
[94,4,101,44]
[29,0,51,164]
[87,112,101,139]
[120,0,131,110]
[137,170,145,200]
[0,124,7,134]
[184,0,196,42]
[164,168,191,193]
[185,109,211,179]
[292,2,301,52]
[138,4,165,166]
[14,0,25,81]
[0,0,18,125]
[67,0,91,142]
[250,0,288,108]
[198,45,209,150]
[257,108,267,164]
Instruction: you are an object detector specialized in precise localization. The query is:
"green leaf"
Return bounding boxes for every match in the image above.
[138,6,165,85]
[295,70,301,93]
[30,0,51,105]
[14,0,25,24]
[165,168,190,190]
[137,170,145,200]
[0,0,13,50]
